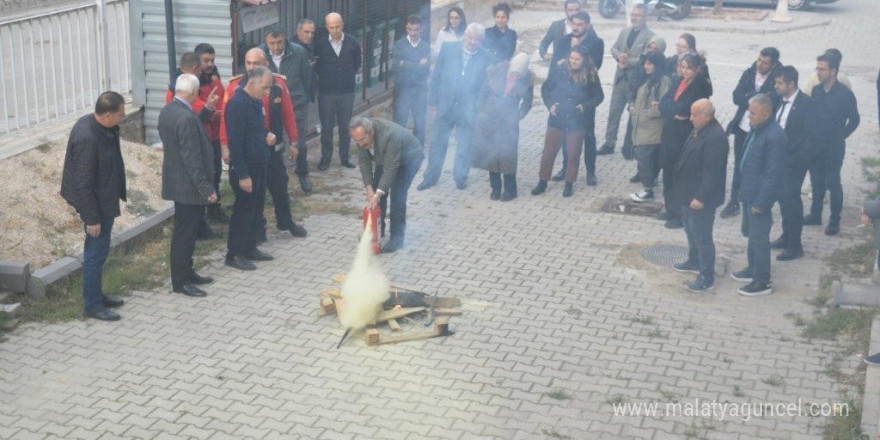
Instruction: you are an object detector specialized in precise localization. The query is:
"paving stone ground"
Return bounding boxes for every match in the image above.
[1,1,879,439]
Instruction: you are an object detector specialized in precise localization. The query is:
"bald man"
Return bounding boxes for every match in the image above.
[671,99,729,292]
[314,12,362,171]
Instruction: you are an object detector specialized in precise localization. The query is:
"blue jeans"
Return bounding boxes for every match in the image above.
[681,206,717,282]
[423,109,474,184]
[82,217,115,311]
[741,202,773,284]
[393,85,427,148]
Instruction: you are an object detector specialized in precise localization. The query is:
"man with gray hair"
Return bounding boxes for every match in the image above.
[418,22,491,191]
[350,117,424,253]
[670,99,729,292]
[159,73,218,297]
[598,3,654,156]
[224,66,277,271]
[730,93,786,296]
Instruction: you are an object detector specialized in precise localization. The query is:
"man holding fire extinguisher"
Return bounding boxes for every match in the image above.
[350,117,424,254]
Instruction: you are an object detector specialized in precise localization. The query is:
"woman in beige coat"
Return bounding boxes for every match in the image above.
[629,50,670,203]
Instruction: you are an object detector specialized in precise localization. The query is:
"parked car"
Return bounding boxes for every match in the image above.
[698,0,838,11]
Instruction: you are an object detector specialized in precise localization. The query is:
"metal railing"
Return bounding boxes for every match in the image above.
[0,0,130,135]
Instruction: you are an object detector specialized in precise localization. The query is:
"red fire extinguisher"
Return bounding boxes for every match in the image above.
[362,205,381,254]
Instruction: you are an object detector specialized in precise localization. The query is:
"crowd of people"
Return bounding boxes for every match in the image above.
[59,1,874,321]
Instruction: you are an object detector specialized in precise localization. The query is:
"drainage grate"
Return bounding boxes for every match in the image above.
[599,197,662,217]
[641,244,689,267]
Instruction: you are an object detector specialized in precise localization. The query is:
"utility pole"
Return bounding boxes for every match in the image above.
[714,0,724,15]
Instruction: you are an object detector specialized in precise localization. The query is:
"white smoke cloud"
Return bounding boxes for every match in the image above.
[339,215,391,331]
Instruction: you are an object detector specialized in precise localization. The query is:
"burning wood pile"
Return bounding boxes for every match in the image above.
[319,213,461,347]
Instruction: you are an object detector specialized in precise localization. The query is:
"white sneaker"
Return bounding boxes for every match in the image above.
[630,190,654,203]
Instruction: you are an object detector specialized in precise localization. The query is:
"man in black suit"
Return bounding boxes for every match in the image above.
[538,0,581,62]
[314,12,362,170]
[721,47,783,218]
[671,99,729,292]
[159,73,217,297]
[417,23,491,191]
[351,117,424,253]
[770,66,815,261]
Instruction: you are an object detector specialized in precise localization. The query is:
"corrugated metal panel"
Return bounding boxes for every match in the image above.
[133,0,233,145]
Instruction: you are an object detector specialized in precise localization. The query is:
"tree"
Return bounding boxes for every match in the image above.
[714,0,724,14]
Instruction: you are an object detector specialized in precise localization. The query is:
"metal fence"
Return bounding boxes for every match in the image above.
[0,0,130,135]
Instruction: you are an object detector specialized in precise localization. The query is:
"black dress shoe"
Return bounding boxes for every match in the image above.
[562,182,573,198]
[382,239,404,254]
[531,180,547,196]
[298,175,313,195]
[173,284,207,297]
[551,168,566,182]
[500,191,516,202]
[719,203,740,219]
[490,188,501,200]
[770,238,786,249]
[286,223,307,237]
[803,215,822,226]
[776,247,804,261]
[244,248,273,261]
[665,218,683,229]
[597,143,615,155]
[656,210,671,221]
[102,295,124,309]
[455,180,467,190]
[225,255,257,271]
[341,160,356,168]
[825,223,840,236]
[189,272,214,285]
[629,174,640,183]
[317,159,330,171]
[586,173,597,186]
[417,180,436,191]
[85,307,121,321]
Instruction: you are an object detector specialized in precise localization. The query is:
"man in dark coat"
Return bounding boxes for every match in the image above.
[351,117,424,253]
[159,73,217,298]
[538,0,582,62]
[417,23,491,191]
[224,67,276,271]
[60,91,127,321]
[261,29,314,194]
[671,99,729,292]
[314,12,362,170]
[770,66,816,261]
[731,93,786,297]
[720,47,783,218]
[805,52,860,236]
[392,15,431,148]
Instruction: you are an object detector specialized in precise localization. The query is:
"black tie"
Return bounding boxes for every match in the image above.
[777,101,789,123]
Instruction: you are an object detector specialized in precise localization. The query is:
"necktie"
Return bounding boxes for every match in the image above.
[776,101,789,123]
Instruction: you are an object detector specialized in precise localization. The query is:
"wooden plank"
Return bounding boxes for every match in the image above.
[364,318,451,346]
[434,308,462,316]
[318,295,336,317]
[387,318,402,332]
[375,307,426,323]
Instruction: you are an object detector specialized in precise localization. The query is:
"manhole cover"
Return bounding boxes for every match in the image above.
[600,197,661,217]
[641,244,689,267]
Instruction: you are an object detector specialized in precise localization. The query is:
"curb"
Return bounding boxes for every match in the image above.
[25,204,175,299]
[863,316,880,437]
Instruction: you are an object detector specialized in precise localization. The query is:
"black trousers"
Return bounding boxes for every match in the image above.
[318,92,355,163]
[377,153,424,243]
[263,148,294,231]
[809,139,846,224]
[778,162,809,249]
[171,202,205,290]
[210,139,222,200]
[728,127,747,202]
[227,165,267,258]
[294,103,309,176]
[681,205,717,281]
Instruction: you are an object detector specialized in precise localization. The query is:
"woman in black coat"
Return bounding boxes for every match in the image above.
[483,3,517,63]
[532,45,604,198]
[658,53,713,228]
[666,33,711,93]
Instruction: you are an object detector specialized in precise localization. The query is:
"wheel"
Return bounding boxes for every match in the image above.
[787,0,812,10]
[598,0,621,19]
[667,0,692,20]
